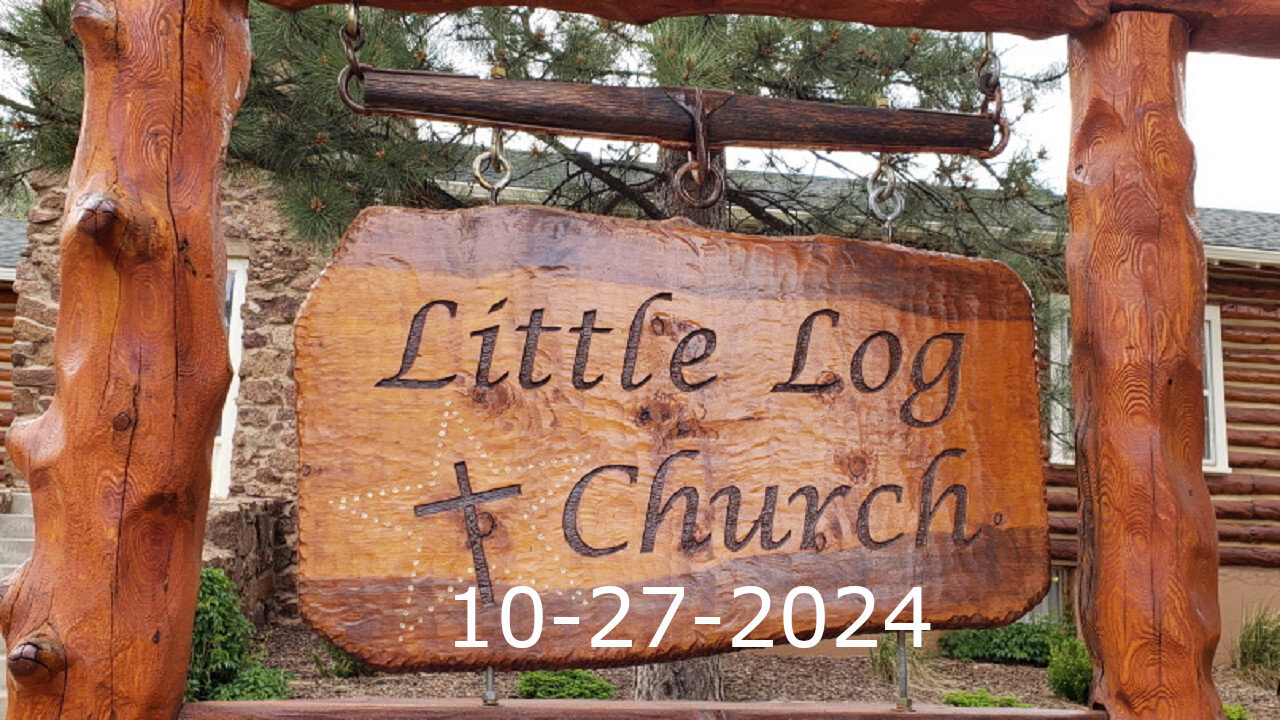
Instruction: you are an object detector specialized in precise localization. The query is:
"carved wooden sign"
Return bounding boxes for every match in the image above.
[295,205,1048,671]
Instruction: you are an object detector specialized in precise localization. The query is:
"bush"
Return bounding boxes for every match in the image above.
[209,665,294,701]
[942,689,1030,707]
[939,615,1075,667]
[1234,607,1280,687]
[1223,703,1251,720]
[186,568,292,701]
[314,639,370,678]
[516,670,614,699]
[1046,637,1092,704]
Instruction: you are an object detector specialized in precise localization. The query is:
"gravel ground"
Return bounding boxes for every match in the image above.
[262,626,1280,717]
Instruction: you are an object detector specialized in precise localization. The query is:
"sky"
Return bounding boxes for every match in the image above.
[1001,34,1280,214]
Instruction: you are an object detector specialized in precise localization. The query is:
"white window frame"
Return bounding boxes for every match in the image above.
[1047,294,1230,474]
[211,257,250,498]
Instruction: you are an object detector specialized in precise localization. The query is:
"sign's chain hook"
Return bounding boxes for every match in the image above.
[975,31,1009,158]
[473,81,514,205]
[867,152,905,241]
[337,0,371,114]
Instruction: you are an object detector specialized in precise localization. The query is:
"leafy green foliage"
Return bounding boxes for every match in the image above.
[516,669,615,700]
[1046,637,1092,705]
[185,568,291,702]
[313,638,370,678]
[942,689,1030,708]
[1223,703,1251,720]
[208,665,294,701]
[1234,607,1280,687]
[939,615,1075,667]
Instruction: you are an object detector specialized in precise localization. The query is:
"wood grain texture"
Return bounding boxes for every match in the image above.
[360,71,995,154]
[261,0,1280,57]
[269,0,1108,38]
[294,205,1048,672]
[1067,11,1223,718]
[179,699,1109,719]
[0,0,248,717]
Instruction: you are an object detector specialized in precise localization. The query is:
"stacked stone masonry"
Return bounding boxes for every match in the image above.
[9,171,329,624]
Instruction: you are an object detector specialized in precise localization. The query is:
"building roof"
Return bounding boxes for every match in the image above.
[1200,208,1280,255]
[0,218,26,276]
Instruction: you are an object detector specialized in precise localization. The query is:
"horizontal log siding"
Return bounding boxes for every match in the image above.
[1049,261,1280,567]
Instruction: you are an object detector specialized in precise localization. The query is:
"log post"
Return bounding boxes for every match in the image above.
[1067,11,1223,719]
[0,0,249,717]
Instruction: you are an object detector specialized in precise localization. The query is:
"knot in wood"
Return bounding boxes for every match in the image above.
[7,636,65,686]
[112,412,133,431]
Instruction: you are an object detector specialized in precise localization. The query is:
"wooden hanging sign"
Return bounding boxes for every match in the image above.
[295,205,1048,671]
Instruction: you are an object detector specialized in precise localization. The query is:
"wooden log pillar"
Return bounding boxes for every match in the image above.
[0,0,249,717]
[1067,11,1223,719]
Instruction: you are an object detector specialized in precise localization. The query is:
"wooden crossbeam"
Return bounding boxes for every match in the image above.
[180,699,1110,719]
[356,71,997,153]
[260,0,1280,58]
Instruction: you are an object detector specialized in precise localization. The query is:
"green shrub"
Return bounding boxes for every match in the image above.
[516,669,614,699]
[1223,703,1251,720]
[1046,637,1092,704]
[209,665,294,701]
[939,615,1075,667]
[186,568,292,701]
[314,639,370,678]
[1234,607,1280,687]
[942,689,1030,707]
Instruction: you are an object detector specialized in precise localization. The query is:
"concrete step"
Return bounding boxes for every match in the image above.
[0,538,33,565]
[0,563,22,578]
[9,492,31,515]
[0,514,34,537]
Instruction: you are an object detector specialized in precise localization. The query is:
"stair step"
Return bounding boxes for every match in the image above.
[9,492,31,515]
[0,563,23,578]
[0,538,32,564]
[0,514,34,536]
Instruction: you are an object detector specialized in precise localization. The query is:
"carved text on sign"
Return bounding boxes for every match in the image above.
[295,205,1048,671]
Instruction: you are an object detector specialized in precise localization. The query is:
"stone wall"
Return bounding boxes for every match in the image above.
[10,170,328,625]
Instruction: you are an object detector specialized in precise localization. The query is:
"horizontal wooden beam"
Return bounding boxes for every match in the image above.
[180,700,1110,719]
[357,71,996,153]
[260,0,1280,58]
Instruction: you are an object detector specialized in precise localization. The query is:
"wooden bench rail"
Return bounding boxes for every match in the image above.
[260,0,1280,59]
[180,699,1110,719]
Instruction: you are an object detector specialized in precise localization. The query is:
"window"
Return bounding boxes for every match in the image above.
[211,258,249,498]
[1047,295,1230,474]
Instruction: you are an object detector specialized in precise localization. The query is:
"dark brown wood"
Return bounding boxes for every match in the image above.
[1226,405,1280,425]
[1227,450,1280,471]
[262,0,1280,58]
[294,205,1048,672]
[1207,473,1280,495]
[179,699,1111,719]
[1047,491,1280,522]
[1067,11,1222,718]
[0,0,248,717]
[1223,367,1280,385]
[359,71,996,154]
[1220,302,1280,322]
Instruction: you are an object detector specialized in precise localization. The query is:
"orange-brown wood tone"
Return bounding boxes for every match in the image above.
[1067,11,1223,719]
[294,205,1049,672]
[0,0,249,717]
[260,0,1280,58]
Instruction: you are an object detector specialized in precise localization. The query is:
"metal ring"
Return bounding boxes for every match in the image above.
[472,151,513,192]
[673,162,724,209]
[337,64,371,114]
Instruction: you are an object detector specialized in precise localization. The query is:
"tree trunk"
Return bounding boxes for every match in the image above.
[1067,11,1222,719]
[0,0,249,717]
[633,145,728,702]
